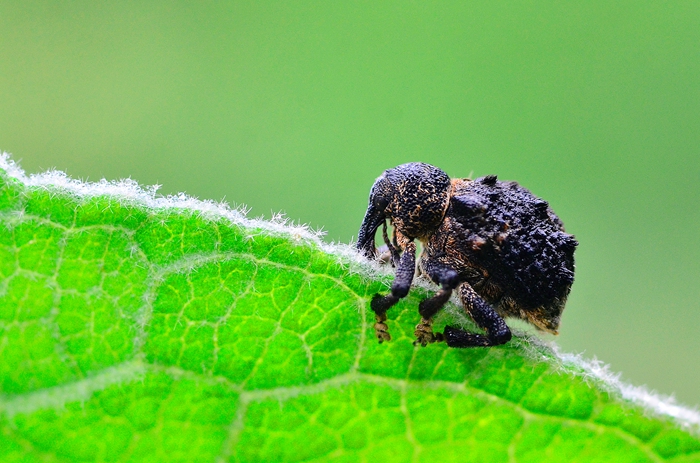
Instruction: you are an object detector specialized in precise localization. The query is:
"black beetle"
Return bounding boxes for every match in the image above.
[357,163,577,348]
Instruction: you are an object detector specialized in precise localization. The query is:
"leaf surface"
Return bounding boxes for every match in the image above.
[0,156,698,463]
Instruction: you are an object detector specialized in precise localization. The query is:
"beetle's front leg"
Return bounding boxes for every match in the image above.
[414,259,460,346]
[370,240,416,343]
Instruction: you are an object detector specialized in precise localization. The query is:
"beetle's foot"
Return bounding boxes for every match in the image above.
[374,312,391,343]
[413,318,444,347]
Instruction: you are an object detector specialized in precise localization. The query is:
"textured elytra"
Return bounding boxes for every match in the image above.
[0,160,699,462]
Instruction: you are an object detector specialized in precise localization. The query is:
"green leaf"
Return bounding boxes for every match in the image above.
[0,153,698,463]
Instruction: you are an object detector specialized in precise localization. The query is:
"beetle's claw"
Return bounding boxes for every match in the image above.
[374,312,391,343]
[413,317,444,347]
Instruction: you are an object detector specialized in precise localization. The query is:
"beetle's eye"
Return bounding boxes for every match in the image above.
[374,195,389,211]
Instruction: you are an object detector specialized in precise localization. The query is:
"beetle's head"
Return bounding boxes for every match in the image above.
[357,162,452,258]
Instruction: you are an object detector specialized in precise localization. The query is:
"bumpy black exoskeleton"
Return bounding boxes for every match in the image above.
[357,163,577,348]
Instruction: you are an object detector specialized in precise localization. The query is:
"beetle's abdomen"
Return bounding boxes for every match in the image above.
[448,177,577,309]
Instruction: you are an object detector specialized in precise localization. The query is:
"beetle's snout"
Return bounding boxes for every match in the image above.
[357,202,386,258]
[357,173,394,259]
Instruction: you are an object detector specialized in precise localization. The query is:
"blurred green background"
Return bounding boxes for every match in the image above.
[1,2,698,406]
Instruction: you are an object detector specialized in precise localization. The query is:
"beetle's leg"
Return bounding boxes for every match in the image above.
[443,282,511,348]
[414,260,460,346]
[370,239,416,343]
[382,221,401,267]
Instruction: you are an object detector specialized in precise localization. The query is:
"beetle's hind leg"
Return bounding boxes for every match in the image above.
[443,283,512,348]
[370,240,417,343]
[414,261,460,346]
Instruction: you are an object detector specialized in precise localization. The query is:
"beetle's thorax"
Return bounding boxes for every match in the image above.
[381,163,452,241]
[390,181,453,242]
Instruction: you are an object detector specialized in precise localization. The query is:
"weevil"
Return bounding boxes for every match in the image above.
[357,163,577,347]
